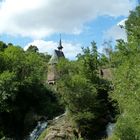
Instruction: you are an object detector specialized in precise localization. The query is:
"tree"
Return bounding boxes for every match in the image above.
[110,6,140,140]
[26,45,39,52]
[102,40,113,67]
[57,41,112,139]
[77,41,99,83]
[125,6,140,46]
[0,41,7,51]
[0,45,62,140]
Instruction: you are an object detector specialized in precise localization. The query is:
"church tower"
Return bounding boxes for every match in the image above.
[47,36,65,84]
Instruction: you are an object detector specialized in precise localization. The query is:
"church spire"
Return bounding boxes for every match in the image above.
[57,34,63,51]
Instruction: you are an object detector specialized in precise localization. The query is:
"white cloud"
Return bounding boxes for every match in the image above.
[104,20,127,41]
[0,0,134,38]
[24,40,82,60]
[117,18,127,27]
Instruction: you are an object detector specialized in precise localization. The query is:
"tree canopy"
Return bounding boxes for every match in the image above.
[56,42,112,139]
[108,5,140,140]
[0,43,63,140]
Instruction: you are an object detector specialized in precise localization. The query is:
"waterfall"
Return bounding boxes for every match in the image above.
[27,113,65,140]
[27,121,47,140]
[106,122,115,137]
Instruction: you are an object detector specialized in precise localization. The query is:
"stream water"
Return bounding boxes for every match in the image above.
[106,122,115,137]
[27,114,65,140]
[27,114,115,140]
[27,121,47,140]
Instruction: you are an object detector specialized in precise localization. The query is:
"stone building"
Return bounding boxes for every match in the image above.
[47,38,65,84]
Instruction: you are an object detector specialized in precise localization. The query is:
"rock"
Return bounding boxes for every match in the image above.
[43,114,77,140]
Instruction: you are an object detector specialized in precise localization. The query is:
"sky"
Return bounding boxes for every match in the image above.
[0,0,139,59]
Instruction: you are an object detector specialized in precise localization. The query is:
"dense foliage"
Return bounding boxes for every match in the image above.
[109,6,140,140]
[0,44,62,140]
[56,42,112,139]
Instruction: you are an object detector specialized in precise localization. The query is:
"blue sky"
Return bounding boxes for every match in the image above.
[0,0,138,59]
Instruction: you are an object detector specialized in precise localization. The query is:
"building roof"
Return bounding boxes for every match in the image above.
[48,50,64,65]
[55,50,64,57]
[48,50,58,64]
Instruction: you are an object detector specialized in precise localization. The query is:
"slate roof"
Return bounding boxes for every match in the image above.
[48,49,64,65]
[55,50,64,57]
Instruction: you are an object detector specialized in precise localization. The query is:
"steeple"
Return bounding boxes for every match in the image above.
[57,34,63,51]
[47,35,65,84]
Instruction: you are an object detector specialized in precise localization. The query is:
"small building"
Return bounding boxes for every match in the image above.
[100,68,112,80]
[47,38,65,84]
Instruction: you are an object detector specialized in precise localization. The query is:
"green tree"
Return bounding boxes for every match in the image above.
[125,6,140,46]
[77,41,99,83]
[0,41,7,51]
[110,6,140,140]
[26,45,39,52]
[57,42,112,139]
[0,45,62,140]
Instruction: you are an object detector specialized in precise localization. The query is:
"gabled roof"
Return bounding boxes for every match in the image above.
[55,50,64,57]
[48,49,64,65]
